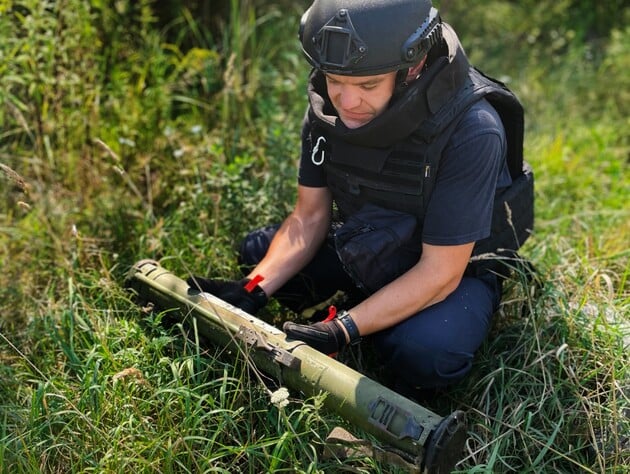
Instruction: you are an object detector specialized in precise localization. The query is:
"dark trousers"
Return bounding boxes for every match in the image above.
[239,224,501,390]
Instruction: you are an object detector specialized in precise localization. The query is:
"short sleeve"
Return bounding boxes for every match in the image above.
[422,100,509,245]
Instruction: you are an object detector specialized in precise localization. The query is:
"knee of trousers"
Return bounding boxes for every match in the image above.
[371,276,497,389]
[371,331,476,390]
[238,224,279,267]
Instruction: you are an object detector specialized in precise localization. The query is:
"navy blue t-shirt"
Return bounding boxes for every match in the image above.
[298,99,511,246]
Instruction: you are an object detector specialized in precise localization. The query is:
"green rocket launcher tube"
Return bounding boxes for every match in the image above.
[126,259,467,472]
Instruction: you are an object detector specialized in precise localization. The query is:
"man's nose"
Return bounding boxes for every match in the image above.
[338,87,361,109]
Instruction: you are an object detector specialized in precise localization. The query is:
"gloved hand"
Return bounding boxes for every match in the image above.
[283,310,360,356]
[186,275,267,315]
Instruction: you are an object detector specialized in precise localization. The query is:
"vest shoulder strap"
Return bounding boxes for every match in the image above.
[414,67,526,215]
[471,68,524,179]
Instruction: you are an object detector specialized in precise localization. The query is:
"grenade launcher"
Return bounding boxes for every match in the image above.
[126,259,467,472]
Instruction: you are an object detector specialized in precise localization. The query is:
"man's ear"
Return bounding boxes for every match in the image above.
[406,56,428,82]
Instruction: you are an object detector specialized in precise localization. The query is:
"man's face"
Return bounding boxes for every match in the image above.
[325,71,397,129]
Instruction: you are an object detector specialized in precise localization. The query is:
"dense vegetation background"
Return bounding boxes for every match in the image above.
[1,0,628,472]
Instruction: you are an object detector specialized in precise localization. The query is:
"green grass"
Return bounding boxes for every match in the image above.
[1,1,628,472]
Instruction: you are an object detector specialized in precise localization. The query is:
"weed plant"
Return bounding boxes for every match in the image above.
[0,0,628,472]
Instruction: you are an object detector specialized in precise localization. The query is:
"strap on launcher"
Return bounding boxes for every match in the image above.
[322,426,423,473]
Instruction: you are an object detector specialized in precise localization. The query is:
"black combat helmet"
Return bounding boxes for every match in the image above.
[299,0,442,76]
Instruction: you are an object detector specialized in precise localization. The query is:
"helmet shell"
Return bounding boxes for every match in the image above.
[300,0,441,76]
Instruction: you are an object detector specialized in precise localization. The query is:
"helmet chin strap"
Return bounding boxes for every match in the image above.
[404,56,429,84]
[393,55,428,98]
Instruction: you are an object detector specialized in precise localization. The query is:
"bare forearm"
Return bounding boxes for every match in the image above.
[350,242,474,335]
[247,212,328,295]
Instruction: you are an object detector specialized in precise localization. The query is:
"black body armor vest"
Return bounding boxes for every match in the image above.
[306,24,534,274]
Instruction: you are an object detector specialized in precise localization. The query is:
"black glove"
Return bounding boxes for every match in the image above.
[283,310,360,356]
[186,276,268,315]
